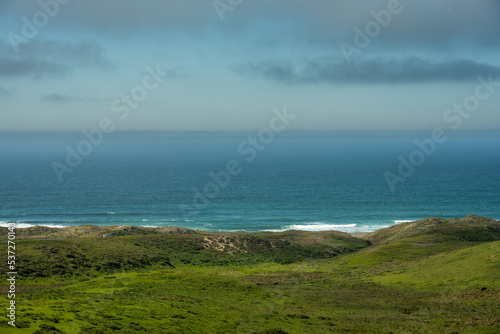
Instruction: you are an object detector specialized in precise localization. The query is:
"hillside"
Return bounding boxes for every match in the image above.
[0,216,498,333]
[372,240,500,289]
[0,227,370,278]
[365,215,500,244]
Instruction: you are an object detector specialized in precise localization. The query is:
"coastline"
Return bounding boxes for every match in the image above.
[0,223,376,240]
[0,220,388,235]
[5,215,496,240]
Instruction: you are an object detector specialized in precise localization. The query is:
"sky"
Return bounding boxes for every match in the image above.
[0,0,499,132]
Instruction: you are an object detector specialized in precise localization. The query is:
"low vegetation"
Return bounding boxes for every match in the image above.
[0,216,498,333]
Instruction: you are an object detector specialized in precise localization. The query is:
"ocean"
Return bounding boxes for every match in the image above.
[1,132,499,233]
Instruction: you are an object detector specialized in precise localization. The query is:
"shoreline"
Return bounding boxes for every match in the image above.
[0,223,376,239]
[1,219,404,235]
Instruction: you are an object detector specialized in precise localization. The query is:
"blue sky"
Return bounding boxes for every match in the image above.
[1,0,499,132]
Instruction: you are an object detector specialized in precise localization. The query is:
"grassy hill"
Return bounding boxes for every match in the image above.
[366,215,500,244]
[0,227,369,278]
[372,240,500,289]
[0,216,499,333]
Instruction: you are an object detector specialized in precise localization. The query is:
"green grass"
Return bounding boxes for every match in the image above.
[1,217,499,333]
[1,231,369,278]
[373,241,500,289]
[2,259,499,333]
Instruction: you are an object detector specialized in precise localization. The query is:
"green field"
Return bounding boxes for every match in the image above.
[1,216,499,333]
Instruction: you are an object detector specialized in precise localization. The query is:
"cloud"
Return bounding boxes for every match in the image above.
[41,93,97,102]
[236,57,500,85]
[0,57,70,78]
[20,39,115,69]
[0,86,9,97]
[41,93,75,102]
[0,39,114,79]
[10,0,497,50]
[4,1,499,48]
[1,1,499,68]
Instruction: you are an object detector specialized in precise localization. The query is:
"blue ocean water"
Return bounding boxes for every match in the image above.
[1,133,499,233]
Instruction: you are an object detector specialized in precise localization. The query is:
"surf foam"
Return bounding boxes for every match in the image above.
[0,221,67,228]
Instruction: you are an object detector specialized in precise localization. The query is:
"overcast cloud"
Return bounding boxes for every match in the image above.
[0,39,113,79]
[0,0,499,131]
[41,93,81,102]
[238,57,500,85]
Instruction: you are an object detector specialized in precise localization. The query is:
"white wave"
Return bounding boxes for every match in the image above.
[0,221,67,229]
[262,222,397,233]
[284,223,357,232]
[106,212,116,215]
[142,219,149,222]
[394,220,415,223]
